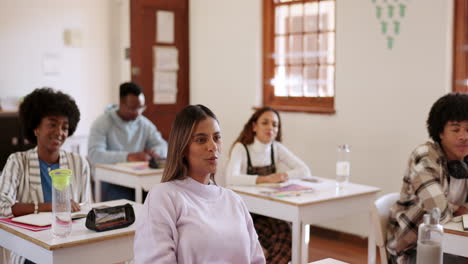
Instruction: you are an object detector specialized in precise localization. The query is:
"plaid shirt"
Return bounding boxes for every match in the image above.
[386,141,465,263]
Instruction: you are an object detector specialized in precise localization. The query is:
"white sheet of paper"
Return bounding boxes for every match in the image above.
[153,70,177,104]
[42,53,61,75]
[153,46,179,71]
[156,10,174,43]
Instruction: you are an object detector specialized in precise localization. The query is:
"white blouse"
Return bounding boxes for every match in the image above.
[225,138,311,185]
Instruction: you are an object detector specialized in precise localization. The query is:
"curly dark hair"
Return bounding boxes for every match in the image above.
[19,88,81,144]
[427,92,468,143]
[230,106,282,154]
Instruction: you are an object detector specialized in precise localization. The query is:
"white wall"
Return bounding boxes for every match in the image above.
[0,0,455,237]
[0,0,124,136]
[190,0,454,236]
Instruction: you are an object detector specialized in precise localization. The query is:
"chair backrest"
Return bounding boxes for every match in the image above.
[371,192,400,264]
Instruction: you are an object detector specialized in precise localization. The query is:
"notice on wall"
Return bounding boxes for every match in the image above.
[153,46,179,71]
[156,10,175,43]
[153,46,178,104]
[153,70,177,104]
[42,53,61,75]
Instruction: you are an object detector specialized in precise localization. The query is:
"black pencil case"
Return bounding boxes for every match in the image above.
[85,203,135,232]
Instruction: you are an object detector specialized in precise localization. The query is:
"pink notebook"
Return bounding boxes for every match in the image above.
[0,217,50,232]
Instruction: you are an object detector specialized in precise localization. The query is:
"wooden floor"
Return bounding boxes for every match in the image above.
[307,226,370,264]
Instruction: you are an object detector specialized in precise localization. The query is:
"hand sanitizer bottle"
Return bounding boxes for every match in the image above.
[416,208,443,264]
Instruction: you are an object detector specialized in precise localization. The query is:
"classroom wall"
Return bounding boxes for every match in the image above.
[0,0,455,238]
[190,0,454,236]
[0,0,128,136]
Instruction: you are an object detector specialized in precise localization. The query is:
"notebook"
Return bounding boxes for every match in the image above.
[260,183,314,197]
[11,211,87,227]
[463,214,468,231]
[0,217,51,231]
[256,182,289,188]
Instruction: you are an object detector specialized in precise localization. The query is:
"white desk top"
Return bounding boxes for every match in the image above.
[444,220,468,237]
[0,199,141,250]
[94,163,164,176]
[229,177,380,206]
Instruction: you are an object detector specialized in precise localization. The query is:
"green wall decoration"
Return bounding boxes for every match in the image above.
[372,0,408,49]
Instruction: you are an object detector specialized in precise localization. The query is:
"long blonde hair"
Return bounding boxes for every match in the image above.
[161,105,218,183]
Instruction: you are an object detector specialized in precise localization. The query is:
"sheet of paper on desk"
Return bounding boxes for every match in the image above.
[115,161,149,170]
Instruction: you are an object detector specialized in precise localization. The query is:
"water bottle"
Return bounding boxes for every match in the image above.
[416,208,443,264]
[50,169,72,238]
[336,144,351,191]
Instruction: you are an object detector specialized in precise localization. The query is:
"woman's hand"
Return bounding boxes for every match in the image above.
[454,206,468,216]
[71,200,81,212]
[256,173,288,184]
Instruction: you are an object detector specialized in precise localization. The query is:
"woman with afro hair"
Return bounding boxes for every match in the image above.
[0,87,91,217]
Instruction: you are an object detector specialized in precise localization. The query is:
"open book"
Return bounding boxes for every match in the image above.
[10,211,88,227]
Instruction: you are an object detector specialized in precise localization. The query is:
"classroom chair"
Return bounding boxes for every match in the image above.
[371,192,400,264]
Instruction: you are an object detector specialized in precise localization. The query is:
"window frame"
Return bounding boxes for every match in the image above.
[262,0,336,114]
[453,0,468,92]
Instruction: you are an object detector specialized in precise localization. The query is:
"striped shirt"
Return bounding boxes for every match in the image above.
[386,141,467,263]
[0,147,92,217]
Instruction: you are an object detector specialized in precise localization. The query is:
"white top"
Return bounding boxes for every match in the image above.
[134,177,265,264]
[225,138,311,185]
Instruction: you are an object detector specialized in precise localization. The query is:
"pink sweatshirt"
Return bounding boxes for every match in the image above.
[134,177,265,264]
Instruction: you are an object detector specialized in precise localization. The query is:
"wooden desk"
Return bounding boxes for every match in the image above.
[229,178,380,264]
[94,164,164,203]
[443,220,468,258]
[0,200,141,264]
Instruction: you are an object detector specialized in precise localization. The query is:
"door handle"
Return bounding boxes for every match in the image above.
[131,67,141,76]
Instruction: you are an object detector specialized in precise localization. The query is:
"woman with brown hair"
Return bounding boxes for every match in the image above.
[134,105,265,264]
[225,106,311,263]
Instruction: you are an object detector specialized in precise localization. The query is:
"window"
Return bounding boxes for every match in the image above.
[453,0,468,92]
[263,0,336,113]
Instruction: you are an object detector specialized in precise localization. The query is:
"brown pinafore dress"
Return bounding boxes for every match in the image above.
[242,143,292,264]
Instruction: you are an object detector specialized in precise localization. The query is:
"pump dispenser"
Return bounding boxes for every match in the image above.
[416,208,443,264]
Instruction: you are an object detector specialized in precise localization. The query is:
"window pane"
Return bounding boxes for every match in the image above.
[289,66,303,97]
[304,65,319,97]
[273,66,288,97]
[275,5,289,35]
[318,32,335,64]
[289,4,303,34]
[275,36,287,65]
[288,35,303,65]
[304,33,318,64]
[319,65,334,97]
[319,1,335,31]
[304,2,319,33]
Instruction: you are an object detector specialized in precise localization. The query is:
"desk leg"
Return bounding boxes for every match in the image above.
[291,220,301,264]
[135,186,142,204]
[95,180,101,202]
[301,223,310,264]
[368,212,376,264]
